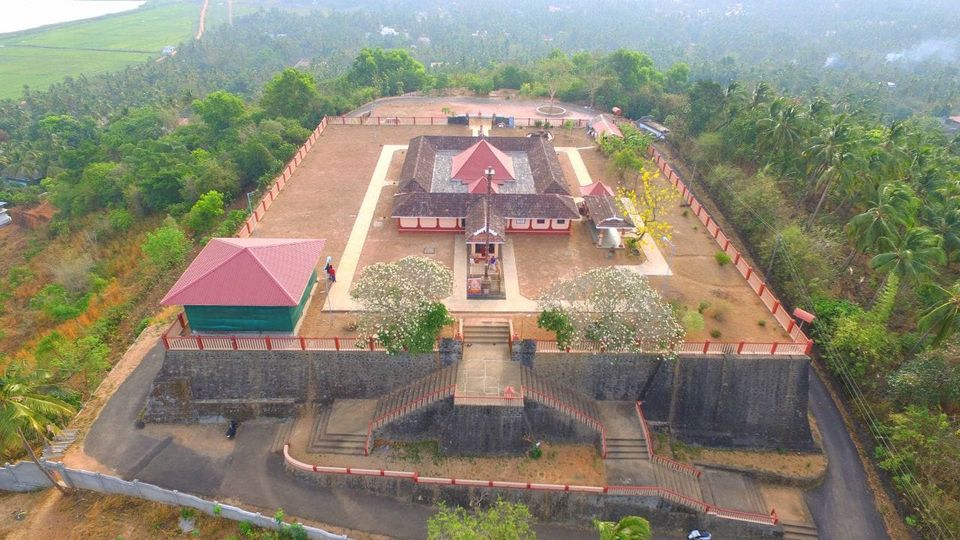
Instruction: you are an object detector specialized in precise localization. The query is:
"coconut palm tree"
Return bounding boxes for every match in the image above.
[919,283,960,347]
[870,226,945,297]
[922,199,960,265]
[845,183,919,259]
[0,366,75,494]
[595,516,652,540]
[804,115,864,224]
[757,97,806,168]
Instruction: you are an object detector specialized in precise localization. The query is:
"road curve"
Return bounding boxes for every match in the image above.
[806,371,889,540]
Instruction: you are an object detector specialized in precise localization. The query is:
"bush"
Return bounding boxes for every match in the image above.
[714,251,732,266]
[763,224,841,308]
[826,312,898,383]
[185,190,225,236]
[682,311,705,332]
[142,219,191,271]
[29,284,89,322]
[109,208,134,233]
[537,309,575,349]
[710,329,722,338]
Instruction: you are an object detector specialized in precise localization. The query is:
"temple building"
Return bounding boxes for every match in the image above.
[392,135,579,297]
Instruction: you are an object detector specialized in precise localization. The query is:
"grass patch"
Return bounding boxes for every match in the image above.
[390,440,443,465]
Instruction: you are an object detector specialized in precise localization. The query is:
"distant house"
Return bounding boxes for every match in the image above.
[161,46,176,56]
[587,114,623,141]
[945,116,960,134]
[636,116,670,140]
[161,238,325,333]
[0,202,11,228]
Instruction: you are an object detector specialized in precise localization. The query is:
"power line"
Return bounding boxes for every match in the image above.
[677,155,954,538]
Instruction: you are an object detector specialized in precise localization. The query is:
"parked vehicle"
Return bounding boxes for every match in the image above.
[687,530,712,540]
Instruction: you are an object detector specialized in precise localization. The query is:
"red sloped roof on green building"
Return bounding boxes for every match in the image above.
[161,238,325,307]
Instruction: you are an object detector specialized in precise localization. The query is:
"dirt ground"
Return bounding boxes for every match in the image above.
[353,94,597,120]
[260,123,787,343]
[0,489,386,540]
[295,442,605,486]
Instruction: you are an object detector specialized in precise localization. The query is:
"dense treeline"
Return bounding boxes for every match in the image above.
[0,46,428,460]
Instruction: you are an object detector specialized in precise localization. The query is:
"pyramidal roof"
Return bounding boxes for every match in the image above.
[580,181,614,196]
[450,139,516,184]
[161,238,325,307]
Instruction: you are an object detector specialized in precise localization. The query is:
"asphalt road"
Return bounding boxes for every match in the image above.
[82,343,592,539]
[806,372,889,540]
[83,343,891,539]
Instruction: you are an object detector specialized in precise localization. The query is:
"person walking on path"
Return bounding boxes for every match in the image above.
[326,264,336,283]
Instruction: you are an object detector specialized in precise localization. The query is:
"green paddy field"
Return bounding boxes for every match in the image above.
[0,0,255,99]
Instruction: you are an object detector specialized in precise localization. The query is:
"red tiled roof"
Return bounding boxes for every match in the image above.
[161,238,325,307]
[467,177,500,194]
[451,139,516,184]
[591,115,623,138]
[580,181,614,196]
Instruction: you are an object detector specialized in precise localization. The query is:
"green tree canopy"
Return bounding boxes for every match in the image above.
[427,500,535,540]
[261,68,321,126]
[347,48,428,97]
[193,90,246,131]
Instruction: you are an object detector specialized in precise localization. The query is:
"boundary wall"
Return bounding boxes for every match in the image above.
[182,116,810,357]
[0,460,345,540]
[283,445,781,533]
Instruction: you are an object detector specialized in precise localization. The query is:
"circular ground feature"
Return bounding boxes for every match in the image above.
[536,104,567,116]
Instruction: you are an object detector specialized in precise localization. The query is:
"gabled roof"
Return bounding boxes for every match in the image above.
[451,139,516,184]
[580,181,614,196]
[465,200,506,244]
[584,195,634,229]
[467,177,500,194]
[161,238,325,307]
[591,115,623,138]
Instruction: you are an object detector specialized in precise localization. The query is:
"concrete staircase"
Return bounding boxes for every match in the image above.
[782,521,819,539]
[519,367,603,440]
[307,403,373,455]
[41,429,78,460]
[654,462,704,501]
[596,402,649,460]
[461,319,511,345]
[372,365,458,428]
[270,418,295,454]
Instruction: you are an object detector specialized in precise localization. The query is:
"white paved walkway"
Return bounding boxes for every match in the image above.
[324,144,407,311]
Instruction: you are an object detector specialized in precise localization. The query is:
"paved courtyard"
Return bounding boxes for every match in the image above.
[253,123,787,342]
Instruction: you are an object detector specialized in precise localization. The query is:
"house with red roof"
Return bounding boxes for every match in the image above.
[161,238,325,333]
[588,114,623,141]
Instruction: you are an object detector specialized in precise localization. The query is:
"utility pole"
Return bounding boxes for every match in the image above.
[483,166,494,281]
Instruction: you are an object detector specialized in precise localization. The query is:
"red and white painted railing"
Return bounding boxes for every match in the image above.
[533,339,808,356]
[634,401,702,478]
[326,115,592,128]
[521,383,607,459]
[283,445,779,527]
[648,146,813,355]
[364,383,457,455]
[235,117,329,239]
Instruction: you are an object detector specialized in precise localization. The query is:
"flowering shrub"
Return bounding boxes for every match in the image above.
[537,267,684,355]
[350,256,453,354]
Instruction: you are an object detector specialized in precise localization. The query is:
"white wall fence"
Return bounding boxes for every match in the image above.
[0,460,346,540]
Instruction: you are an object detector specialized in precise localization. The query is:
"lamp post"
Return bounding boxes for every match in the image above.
[483,166,495,281]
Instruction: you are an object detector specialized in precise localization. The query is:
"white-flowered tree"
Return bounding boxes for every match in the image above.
[537,267,684,353]
[350,256,454,354]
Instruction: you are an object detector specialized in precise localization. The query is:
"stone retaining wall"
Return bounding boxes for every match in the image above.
[146,340,459,422]
[529,347,813,450]
[377,400,599,454]
[285,463,782,538]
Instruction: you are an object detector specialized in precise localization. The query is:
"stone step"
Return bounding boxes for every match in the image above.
[605,451,649,460]
[782,522,819,539]
[270,419,295,454]
[742,477,768,514]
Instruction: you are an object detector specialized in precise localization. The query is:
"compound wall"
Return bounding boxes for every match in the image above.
[145,339,461,422]
[528,346,813,450]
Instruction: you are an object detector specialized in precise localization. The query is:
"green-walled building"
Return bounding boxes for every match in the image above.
[161,238,326,333]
